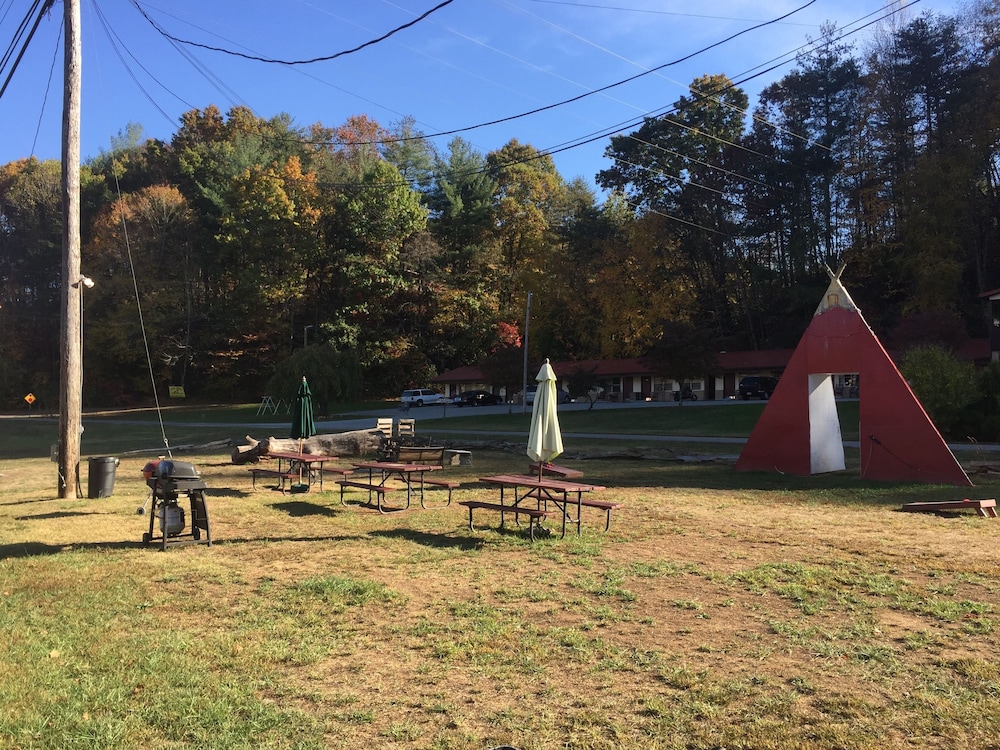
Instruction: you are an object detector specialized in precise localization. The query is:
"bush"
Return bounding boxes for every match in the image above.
[899,345,978,437]
[965,362,1000,443]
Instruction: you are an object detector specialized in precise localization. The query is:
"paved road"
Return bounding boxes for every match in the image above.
[10,398,997,454]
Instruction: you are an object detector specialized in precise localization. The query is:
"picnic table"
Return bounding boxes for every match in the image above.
[250,451,344,493]
[340,461,452,512]
[467,473,618,539]
[528,462,584,479]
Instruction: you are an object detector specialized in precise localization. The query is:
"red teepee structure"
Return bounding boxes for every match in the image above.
[735,266,972,486]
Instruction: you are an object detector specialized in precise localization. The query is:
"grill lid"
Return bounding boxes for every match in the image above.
[156,460,200,479]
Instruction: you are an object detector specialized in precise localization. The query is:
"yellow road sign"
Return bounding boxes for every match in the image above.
[24,393,36,405]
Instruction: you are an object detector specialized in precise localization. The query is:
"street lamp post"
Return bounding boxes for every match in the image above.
[304,324,314,348]
[521,291,532,414]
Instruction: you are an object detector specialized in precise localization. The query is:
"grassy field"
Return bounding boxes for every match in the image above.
[3,405,1000,749]
[0,400,856,460]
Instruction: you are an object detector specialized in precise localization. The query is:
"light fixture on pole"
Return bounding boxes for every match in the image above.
[304,324,314,348]
[521,291,532,414]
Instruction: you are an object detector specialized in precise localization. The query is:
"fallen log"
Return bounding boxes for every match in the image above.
[231,436,262,465]
[232,430,383,464]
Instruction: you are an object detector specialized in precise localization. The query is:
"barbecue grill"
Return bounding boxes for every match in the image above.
[141,459,212,551]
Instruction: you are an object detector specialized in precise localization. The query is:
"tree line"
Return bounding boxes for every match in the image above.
[1,4,999,412]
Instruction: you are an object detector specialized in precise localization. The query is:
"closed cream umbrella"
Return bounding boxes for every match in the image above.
[527,359,563,478]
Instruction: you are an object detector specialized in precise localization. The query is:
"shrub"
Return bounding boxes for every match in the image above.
[899,345,978,437]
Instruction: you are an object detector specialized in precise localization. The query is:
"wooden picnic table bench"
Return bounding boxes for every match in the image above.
[247,467,297,493]
[420,477,460,508]
[395,445,446,465]
[319,466,354,479]
[337,479,402,512]
[571,497,624,531]
[901,498,997,518]
[459,500,557,541]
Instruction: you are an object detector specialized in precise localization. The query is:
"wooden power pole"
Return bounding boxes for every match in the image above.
[57,0,82,498]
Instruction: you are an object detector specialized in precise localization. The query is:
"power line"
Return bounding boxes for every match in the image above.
[30,9,61,156]
[129,0,456,65]
[0,0,53,101]
[89,0,189,125]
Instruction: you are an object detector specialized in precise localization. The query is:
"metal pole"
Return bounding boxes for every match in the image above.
[521,291,532,414]
[304,324,313,348]
[57,0,82,498]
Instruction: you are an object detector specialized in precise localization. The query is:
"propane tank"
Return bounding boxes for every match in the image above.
[157,503,186,536]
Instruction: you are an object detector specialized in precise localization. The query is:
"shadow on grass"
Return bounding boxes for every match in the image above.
[269,500,340,517]
[0,533,376,558]
[206,487,252,498]
[15,510,103,521]
[0,540,147,558]
[369,528,485,550]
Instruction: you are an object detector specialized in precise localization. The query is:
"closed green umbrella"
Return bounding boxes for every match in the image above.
[290,376,316,490]
[527,359,563,478]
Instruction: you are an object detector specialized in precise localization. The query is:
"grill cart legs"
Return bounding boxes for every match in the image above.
[143,488,212,551]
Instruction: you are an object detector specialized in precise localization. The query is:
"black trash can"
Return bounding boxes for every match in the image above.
[87,456,120,498]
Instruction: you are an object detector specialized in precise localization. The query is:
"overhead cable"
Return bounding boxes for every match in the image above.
[0,0,52,101]
[30,10,61,155]
[129,0,456,65]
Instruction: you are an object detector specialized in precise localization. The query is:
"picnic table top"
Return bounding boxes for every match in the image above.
[480,473,606,492]
[265,451,337,463]
[528,462,584,479]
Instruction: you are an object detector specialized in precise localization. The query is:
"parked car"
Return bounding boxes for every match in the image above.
[524,385,572,404]
[452,390,503,407]
[400,388,448,407]
[738,376,778,400]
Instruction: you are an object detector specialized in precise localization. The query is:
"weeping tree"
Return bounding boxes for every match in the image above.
[265,344,363,416]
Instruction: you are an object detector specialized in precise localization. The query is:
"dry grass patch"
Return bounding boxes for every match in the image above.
[3,448,1000,749]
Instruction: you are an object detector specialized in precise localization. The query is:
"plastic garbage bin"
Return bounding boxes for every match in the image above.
[87,456,120,498]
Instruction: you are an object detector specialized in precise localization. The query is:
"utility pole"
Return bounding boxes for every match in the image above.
[57,0,82,497]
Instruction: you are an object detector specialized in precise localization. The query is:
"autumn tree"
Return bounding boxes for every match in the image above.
[0,159,64,406]
[83,185,198,402]
[476,321,524,407]
[598,75,750,336]
[484,139,565,319]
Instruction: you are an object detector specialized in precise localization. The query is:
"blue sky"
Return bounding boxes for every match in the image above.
[0,0,962,190]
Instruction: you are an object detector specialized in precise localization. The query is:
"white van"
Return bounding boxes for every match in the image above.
[400,388,447,407]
